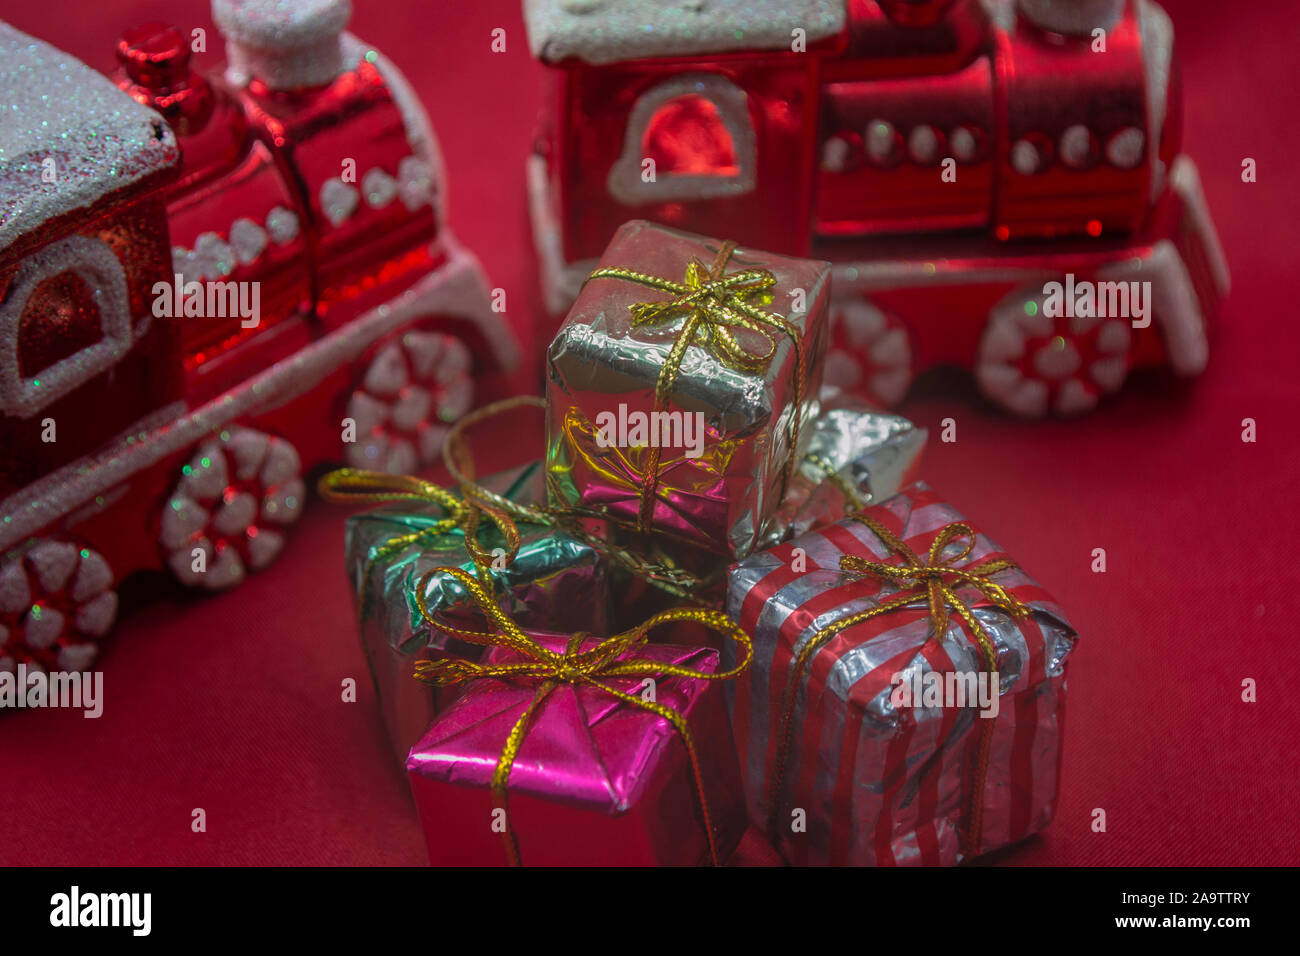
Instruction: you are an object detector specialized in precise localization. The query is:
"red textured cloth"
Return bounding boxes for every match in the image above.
[1,0,1296,867]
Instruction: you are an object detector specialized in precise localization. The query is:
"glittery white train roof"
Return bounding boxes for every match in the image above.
[0,23,179,255]
[524,0,846,65]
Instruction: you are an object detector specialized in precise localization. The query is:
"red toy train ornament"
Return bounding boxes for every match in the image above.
[0,0,517,672]
[525,0,1228,417]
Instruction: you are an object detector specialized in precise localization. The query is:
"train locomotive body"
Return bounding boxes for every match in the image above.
[1,0,517,672]
[525,0,1228,417]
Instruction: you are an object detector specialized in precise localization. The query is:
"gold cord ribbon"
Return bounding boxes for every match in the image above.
[440,396,555,530]
[583,240,807,533]
[766,511,1031,859]
[443,396,712,600]
[802,452,869,512]
[412,565,753,867]
[559,402,740,518]
[316,468,532,604]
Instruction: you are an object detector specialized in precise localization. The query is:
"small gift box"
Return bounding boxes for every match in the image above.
[406,570,750,866]
[336,462,607,761]
[600,389,926,633]
[726,483,1077,866]
[546,219,831,559]
[760,386,926,549]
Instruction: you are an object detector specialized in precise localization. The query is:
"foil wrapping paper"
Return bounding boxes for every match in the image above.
[406,632,746,866]
[600,524,728,634]
[760,387,926,548]
[344,462,606,761]
[726,483,1077,866]
[546,219,831,559]
[604,393,926,632]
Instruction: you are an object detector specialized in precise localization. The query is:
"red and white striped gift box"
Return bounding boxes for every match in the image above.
[726,482,1077,866]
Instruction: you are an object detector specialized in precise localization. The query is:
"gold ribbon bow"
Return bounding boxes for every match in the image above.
[560,402,740,510]
[323,393,711,613]
[413,565,753,867]
[316,468,532,598]
[767,510,1031,859]
[584,239,807,533]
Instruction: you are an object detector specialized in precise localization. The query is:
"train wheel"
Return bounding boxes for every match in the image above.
[975,286,1133,417]
[823,299,914,408]
[343,328,475,473]
[0,540,116,673]
[160,427,305,590]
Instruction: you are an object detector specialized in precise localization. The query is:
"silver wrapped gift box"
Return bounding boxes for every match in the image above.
[726,482,1076,866]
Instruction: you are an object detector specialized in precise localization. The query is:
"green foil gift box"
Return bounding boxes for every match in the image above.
[334,461,608,762]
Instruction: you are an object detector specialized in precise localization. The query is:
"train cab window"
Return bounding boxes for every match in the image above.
[17,272,104,377]
[1,235,133,418]
[607,74,756,206]
[642,95,740,178]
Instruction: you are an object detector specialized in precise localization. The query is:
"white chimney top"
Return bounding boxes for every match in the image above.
[1017,0,1124,36]
[213,0,352,90]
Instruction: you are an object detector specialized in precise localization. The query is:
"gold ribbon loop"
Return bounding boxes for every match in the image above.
[413,565,752,867]
[442,395,554,529]
[317,469,461,511]
[584,240,807,533]
[766,509,1031,859]
[317,467,526,587]
[802,452,869,512]
[441,395,713,600]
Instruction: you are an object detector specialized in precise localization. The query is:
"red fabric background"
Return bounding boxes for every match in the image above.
[0,0,1295,866]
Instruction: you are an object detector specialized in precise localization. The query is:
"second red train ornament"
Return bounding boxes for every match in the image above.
[524,0,1228,417]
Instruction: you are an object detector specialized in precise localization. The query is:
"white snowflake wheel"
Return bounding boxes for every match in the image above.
[975,286,1134,418]
[160,427,305,590]
[344,328,474,473]
[0,540,116,673]
[823,299,914,407]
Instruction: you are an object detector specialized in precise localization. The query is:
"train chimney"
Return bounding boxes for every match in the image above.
[116,22,215,136]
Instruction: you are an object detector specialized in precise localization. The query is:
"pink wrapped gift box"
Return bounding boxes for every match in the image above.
[406,631,745,866]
